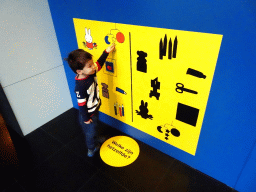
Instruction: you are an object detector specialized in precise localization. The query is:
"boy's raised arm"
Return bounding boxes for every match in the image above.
[95,43,116,72]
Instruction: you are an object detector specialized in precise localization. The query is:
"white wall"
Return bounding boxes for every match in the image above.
[0,0,73,135]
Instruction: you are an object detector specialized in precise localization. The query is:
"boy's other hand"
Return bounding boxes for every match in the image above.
[84,119,93,124]
[106,43,116,53]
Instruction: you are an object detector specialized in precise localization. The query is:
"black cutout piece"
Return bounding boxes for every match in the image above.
[171,128,180,137]
[159,35,178,60]
[168,37,172,59]
[157,123,181,140]
[137,51,147,73]
[159,34,167,60]
[149,77,160,100]
[173,36,178,58]
[159,40,163,59]
[187,68,206,79]
[135,100,153,120]
[157,126,163,133]
[176,83,198,94]
[176,103,199,126]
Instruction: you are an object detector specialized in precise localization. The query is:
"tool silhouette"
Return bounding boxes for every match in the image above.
[186,68,206,79]
[175,83,198,94]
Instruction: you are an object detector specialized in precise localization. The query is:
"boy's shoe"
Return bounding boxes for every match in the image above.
[87,144,100,157]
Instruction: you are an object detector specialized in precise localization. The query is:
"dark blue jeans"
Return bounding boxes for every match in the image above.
[79,112,99,150]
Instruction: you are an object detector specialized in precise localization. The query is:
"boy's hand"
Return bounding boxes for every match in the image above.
[84,119,93,124]
[106,43,116,53]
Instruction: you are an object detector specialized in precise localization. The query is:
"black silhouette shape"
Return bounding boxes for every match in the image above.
[176,83,198,94]
[168,37,172,59]
[135,100,153,120]
[159,34,167,59]
[159,35,178,60]
[186,68,206,79]
[157,126,163,133]
[137,51,147,73]
[165,133,169,140]
[149,77,160,100]
[173,36,178,58]
[157,123,181,140]
[171,128,180,137]
[176,103,199,126]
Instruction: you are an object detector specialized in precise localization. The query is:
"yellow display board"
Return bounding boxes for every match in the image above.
[73,18,223,155]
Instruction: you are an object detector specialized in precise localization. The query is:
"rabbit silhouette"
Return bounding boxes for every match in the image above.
[135,100,153,120]
[84,28,97,50]
[139,100,148,118]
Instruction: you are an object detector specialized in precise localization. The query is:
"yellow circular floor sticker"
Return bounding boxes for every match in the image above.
[100,136,140,167]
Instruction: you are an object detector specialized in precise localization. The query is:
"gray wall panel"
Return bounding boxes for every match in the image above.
[0,0,73,135]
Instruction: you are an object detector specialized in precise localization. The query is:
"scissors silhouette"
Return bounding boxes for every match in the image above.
[176,83,198,94]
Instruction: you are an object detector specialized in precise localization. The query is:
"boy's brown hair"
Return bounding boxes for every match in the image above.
[65,49,93,74]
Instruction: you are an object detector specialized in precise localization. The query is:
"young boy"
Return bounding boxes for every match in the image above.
[66,43,116,157]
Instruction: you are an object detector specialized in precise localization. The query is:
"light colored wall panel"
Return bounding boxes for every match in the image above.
[4,66,73,135]
[0,0,73,135]
[0,0,62,87]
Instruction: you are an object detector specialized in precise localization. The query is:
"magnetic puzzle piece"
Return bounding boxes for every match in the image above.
[114,102,117,115]
[104,29,125,44]
[104,59,117,77]
[149,77,160,100]
[116,87,127,95]
[119,105,122,116]
[114,102,125,117]
[106,61,114,73]
[135,100,153,120]
[116,32,125,43]
[176,103,199,126]
[105,35,111,44]
[101,83,109,99]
